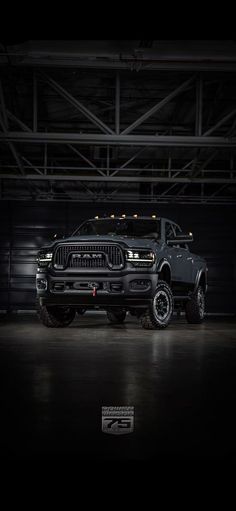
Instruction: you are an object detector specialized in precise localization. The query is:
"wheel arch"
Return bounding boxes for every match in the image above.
[194,268,207,293]
[157,259,171,285]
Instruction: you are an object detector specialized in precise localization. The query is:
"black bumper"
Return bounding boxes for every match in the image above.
[36,270,158,308]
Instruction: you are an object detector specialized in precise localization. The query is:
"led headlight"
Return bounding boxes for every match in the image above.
[37,251,53,267]
[125,249,155,266]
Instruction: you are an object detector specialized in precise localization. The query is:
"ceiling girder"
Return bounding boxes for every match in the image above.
[1,174,235,184]
[39,72,115,135]
[1,132,236,148]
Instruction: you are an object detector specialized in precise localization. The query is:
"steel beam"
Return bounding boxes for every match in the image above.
[33,73,37,132]
[161,183,180,196]
[0,82,25,176]
[176,152,217,197]
[119,147,147,169]
[3,54,236,72]
[111,147,147,176]
[6,110,32,132]
[195,76,203,136]
[0,81,8,126]
[171,158,196,179]
[173,115,236,195]
[21,157,43,175]
[115,72,120,135]
[121,75,195,135]
[106,146,110,176]
[2,164,234,174]
[1,193,235,205]
[44,135,47,174]
[1,174,236,184]
[203,108,236,136]
[1,165,234,175]
[67,144,106,176]
[0,118,24,175]
[207,183,228,199]
[182,116,236,188]
[78,181,96,198]
[1,132,236,147]
[176,111,236,188]
[39,72,114,135]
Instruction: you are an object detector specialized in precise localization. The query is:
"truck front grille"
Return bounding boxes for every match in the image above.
[53,244,124,270]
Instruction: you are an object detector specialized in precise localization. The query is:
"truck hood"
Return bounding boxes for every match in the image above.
[45,235,160,250]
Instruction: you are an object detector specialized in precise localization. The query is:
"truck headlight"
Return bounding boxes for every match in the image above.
[125,249,155,267]
[37,252,53,267]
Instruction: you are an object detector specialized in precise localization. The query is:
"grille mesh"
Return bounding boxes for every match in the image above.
[54,244,123,269]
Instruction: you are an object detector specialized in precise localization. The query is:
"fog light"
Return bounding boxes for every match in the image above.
[36,278,47,291]
[111,283,122,292]
[130,280,151,291]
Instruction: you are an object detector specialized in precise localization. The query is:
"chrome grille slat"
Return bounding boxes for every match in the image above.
[53,244,123,269]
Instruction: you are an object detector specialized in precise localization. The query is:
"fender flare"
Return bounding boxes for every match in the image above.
[194,268,207,293]
[156,259,171,279]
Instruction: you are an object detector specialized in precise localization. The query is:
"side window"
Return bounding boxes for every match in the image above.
[165,222,175,241]
[175,225,188,250]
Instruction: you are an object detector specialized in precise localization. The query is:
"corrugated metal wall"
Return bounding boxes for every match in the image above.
[0,201,235,313]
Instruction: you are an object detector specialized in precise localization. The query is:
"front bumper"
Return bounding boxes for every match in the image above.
[36,269,158,308]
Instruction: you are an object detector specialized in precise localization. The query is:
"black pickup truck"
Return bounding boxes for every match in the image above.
[36,215,207,329]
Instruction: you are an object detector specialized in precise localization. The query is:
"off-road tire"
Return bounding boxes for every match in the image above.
[107,309,126,324]
[140,280,173,330]
[185,286,205,324]
[36,298,76,327]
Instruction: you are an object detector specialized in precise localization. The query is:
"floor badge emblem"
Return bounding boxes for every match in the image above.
[102,406,134,435]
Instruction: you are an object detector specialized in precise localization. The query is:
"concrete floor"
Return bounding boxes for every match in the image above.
[0,312,236,460]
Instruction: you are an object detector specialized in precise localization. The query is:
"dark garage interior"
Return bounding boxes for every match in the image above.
[0,39,236,461]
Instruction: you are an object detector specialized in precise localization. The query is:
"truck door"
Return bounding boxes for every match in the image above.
[173,225,193,284]
[165,221,193,285]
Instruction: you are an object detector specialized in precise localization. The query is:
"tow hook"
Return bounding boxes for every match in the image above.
[88,282,99,297]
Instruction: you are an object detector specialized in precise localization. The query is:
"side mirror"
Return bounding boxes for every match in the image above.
[167,233,193,245]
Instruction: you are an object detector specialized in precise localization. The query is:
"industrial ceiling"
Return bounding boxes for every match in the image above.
[1,40,236,204]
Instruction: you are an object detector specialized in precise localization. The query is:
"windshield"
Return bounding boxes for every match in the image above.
[73,219,160,239]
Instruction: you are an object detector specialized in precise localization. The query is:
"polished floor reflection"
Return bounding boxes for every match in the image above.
[0,312,236,460]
